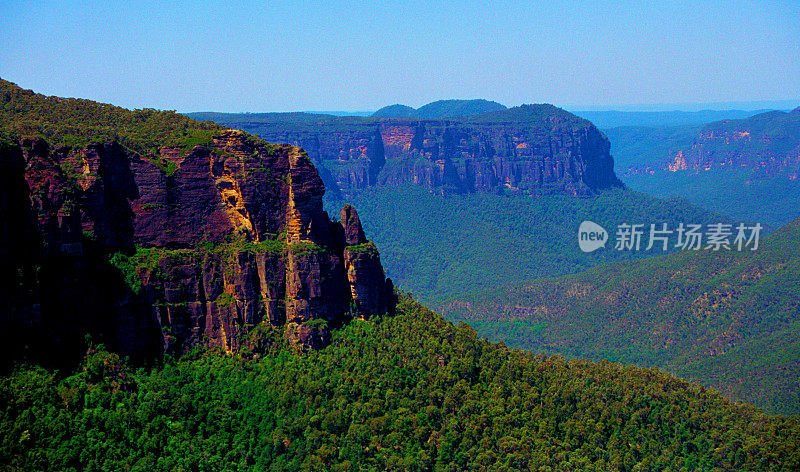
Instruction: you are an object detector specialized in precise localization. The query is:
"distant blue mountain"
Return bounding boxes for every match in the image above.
[572,109,769,128]
[372,99,507,119]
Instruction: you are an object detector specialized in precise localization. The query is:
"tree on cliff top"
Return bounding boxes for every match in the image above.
[0,78,225,155]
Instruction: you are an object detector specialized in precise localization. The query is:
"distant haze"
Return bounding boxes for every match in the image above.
[572,99,800,113]
[1,0,798,112]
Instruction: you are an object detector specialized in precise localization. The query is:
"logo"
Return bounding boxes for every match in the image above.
[577,221,763,253]
[578,221,609,253]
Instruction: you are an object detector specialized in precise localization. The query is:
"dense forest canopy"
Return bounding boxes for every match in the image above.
[445,216,800,415]
[0,78,225,154]
[326,185,733,308]
[2,297,799,471]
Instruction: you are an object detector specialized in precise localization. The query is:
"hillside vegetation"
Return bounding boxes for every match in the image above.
[327,185,734,308]
[2,296,799,471]
[1,78,225,154]
[444,217,800,415]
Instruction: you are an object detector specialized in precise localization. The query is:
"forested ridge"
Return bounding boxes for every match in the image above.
[623,168,800,230]
[445,216,800,415]
[327,185,732,308]
[1,78,225,154]
[2,296,799,471]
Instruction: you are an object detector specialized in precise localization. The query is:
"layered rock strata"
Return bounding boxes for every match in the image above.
[232,105,622,198]
[1,130,392,365]
[664,108,800,179]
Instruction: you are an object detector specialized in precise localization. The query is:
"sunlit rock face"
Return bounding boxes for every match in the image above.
[252,105,622,198]
[1,131,393,364]
[664,108,800,179]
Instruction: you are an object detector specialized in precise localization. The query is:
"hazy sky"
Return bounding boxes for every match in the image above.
[1,0,799,112]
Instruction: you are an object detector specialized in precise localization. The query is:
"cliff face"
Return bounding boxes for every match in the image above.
[226,105,622,198]
[0,142,38,366]
[374,118,619,195]
[665,108,800,178]
[1,130,392,367]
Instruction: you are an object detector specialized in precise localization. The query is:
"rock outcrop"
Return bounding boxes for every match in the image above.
[343,242,387,320]
[340,204,366,245]
[663,108,800,179]
[0,142,38,366]
[1,130,394,367]
[213,105,622,198]
[1,138,164,368]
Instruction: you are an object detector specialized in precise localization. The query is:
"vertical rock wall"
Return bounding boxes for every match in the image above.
[251,106,622,198]
[1,130,394,365]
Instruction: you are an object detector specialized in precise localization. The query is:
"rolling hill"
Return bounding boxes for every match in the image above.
[326,185,734,309]
[443,216,800,415]
[372,99,507,119]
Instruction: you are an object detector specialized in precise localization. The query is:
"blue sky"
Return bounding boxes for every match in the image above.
[1,0,799,112]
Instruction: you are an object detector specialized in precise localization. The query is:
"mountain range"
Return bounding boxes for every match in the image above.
[626,108,800,178]
[3,80,800,469]
[0,78,391,366]
[189,102,622,199]
[612,108,800,229]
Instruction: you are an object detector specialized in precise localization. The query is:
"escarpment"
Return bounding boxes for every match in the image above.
[1,130,393,367]
[209,105,622,198]
[664,107,800,178]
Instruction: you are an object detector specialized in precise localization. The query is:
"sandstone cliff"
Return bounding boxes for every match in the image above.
[1,130,393,367]
[199,104,622,198]
[664,107,800,178]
